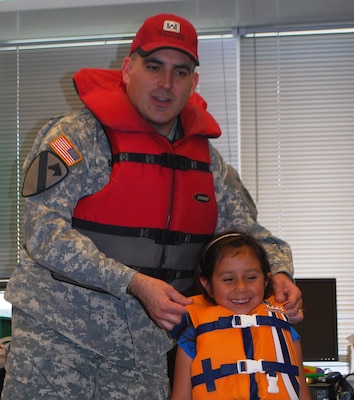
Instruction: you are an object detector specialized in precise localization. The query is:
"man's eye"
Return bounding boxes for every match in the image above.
[176,70,188,77]
[147,64,159,71]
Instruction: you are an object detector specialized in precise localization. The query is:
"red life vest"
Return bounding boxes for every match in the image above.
[188,295,300,399]
[71,69,221,291]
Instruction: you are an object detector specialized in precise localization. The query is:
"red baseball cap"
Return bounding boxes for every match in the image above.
[130,14,199,65]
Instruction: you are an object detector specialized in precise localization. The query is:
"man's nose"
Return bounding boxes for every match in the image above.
[158,70,173,89]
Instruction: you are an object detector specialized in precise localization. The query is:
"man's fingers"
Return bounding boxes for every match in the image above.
[154,302,187,331]
[168,289,193,307]
[287,307,305,324]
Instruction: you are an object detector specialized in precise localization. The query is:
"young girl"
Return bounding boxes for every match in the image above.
[171,232,310,400]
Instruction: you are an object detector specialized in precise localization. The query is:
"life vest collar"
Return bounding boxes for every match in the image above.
[73,68,221,138]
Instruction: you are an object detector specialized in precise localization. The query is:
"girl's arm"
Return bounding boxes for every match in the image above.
[293,339,311,400]
[170,346,193,400]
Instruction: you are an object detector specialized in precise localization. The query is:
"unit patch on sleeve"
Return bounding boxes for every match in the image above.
[49,134,82,166]
[22,151,68,197]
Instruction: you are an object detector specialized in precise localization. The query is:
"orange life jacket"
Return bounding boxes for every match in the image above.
[187,295,300,399]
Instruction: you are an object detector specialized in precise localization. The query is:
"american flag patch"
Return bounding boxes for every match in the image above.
[49,134,82,167]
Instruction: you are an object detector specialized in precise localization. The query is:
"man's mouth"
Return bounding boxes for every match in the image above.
[154,95,170,103]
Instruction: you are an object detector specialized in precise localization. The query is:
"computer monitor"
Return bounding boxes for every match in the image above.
[0,281,11,319]
[294,278,338,362]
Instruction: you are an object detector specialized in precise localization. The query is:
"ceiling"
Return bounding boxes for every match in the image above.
[1,0,354,42]
[0,0,175,11]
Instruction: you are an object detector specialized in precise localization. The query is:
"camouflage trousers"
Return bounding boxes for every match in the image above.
[1,308,169,399]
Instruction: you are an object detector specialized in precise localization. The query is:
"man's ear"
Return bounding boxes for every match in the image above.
[190,71,199,96]
[121,57,132,85]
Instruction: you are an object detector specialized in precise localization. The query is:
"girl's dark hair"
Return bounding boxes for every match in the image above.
[196,231,273,304]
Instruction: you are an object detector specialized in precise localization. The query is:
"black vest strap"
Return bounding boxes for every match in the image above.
[72,217,212,245]
[131,266,194,282]
[195,314,291,337]
[191,357,299,391]
[52,267,193,288]
[111,152,211,172]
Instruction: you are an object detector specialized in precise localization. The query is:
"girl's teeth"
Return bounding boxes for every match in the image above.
[232,299,248,304]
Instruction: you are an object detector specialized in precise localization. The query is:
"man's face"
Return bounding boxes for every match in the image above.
[122,48,199,136]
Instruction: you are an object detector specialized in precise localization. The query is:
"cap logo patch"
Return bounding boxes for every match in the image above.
[163,20,180,34]
[49,134,82,167]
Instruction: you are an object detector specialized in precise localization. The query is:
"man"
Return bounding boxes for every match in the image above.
[2,13,302,399]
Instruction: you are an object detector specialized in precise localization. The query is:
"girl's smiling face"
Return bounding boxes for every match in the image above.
[200,246,270,314]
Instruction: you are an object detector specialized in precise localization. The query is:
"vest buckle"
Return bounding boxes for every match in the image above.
[266,373,280,393]
[237,359,264,374]
[231,314,259,328]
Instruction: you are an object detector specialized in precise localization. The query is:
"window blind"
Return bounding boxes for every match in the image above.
[0,43,125,280]
[0,51,18,280]
[198,36,239,167]
[240,32,354,361]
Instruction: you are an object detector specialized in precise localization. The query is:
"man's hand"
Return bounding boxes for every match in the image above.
[127,272,193,331]
[272,272,304,324]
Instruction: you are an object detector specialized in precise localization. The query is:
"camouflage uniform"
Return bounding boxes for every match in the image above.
[2,108,293,399]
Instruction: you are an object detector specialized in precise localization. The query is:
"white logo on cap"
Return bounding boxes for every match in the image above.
[163,20,180,33]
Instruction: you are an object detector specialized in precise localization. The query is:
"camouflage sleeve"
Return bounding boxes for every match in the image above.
[209,144,294,277]
[22,109,136,300]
